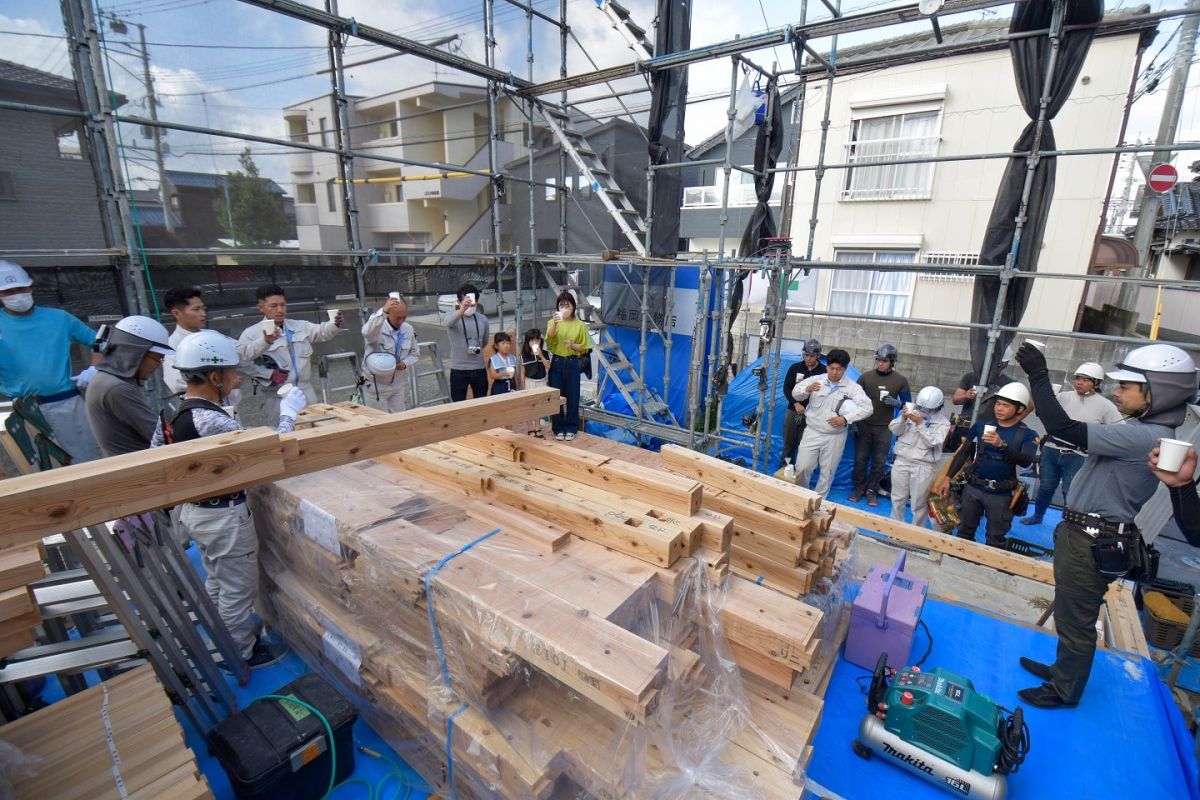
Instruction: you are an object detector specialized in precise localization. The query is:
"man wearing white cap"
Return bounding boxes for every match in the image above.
[361,294,418,412]
[85,316,174,457]
[0,260,101,464]
[1020,362,1122,526]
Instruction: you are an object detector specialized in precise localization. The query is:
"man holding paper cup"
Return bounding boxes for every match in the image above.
[236,283,343,425]
[1150,439,1200,546]
[792,348,872,498]
[361,293,418,412]
[1014,341,1198,709]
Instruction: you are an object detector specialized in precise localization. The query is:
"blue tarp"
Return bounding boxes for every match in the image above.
[809,596,1200,800]
[717,354,864,488]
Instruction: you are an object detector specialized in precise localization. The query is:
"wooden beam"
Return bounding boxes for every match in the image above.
[828,502,1054,585]
[465,500,570,553]
[0,545,45,592]
[1104,581,1150,659]
[0,390,561,549]
[660,444,819,517]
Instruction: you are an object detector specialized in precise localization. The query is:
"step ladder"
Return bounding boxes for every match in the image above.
[597,0,654,60]
[531,104,648,256]
[319,351,362,404]
[412,341,451,407]
[540,262,678,427]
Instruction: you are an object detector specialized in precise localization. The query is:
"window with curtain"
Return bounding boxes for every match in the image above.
[842,109,940,201]
[830,250,916,317]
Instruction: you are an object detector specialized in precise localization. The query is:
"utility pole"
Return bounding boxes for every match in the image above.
[134,22,174,235]
[1119,0,1200,322]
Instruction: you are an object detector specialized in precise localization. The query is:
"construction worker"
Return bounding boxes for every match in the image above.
[236,284,342,425]
[851,343,911,506]
[160,287,208,396]
[938,383,1037,549]
[951,348,1020,425]
[1014,342,1198,709]
[792,348,872,498]
[781,339,826,469]
[153,330,306,669]
[85,316,173,457]
[0,260,101,464]
[888,386,951,528]
[361,294,418,412]
[444,283,491,402]
[1020,362,1122,525]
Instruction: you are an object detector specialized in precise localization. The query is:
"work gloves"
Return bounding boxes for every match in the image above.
[1015,342,1048,377]
[280,387,308,420]
[73,365,97,389]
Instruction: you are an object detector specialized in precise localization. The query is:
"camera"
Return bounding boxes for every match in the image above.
[468,346,481,355]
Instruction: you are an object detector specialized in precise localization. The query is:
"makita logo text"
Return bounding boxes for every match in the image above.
[882,742,935,774]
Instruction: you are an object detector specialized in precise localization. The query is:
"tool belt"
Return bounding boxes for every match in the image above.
[1062,508,1154,580]
[191,491,247,509]
[968,476,1018,491]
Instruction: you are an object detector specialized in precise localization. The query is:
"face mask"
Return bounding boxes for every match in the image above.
[463,305,477,317]
[2,292,33,313]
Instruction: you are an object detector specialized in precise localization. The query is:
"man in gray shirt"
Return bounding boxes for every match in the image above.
[1014,342,1197,709]
[443,282,490,402]
[85,316,173,457]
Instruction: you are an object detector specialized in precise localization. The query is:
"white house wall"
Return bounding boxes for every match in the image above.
[787,32,1142,333]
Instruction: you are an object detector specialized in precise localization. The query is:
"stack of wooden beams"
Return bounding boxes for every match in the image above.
[0,543,44,657]
[250,411,831,799]
[0,664,213,799]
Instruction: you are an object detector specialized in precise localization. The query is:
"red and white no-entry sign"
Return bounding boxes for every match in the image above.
[1148,163,1179,194]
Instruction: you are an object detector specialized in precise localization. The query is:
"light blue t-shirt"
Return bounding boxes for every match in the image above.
[0,307,95,398]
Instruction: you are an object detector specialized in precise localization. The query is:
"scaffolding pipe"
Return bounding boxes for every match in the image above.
[326,0,367,320]
[687,266,713,448]
[715,59,741,261]
[806,20,838,262]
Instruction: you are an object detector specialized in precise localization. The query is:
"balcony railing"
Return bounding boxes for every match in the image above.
[682,183,782,208]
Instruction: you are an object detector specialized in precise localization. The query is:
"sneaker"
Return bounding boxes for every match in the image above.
[866,492,878,508]
[555,432,566,441]
[246,638,289,670]
[847,490,863,503]
[564,433,576,441]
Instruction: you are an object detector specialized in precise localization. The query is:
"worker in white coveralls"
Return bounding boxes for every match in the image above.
[792,348,872,498]
[236,283,342,426]
[153,330,305,671]
[887,386,952,528]
[361,293,419,413]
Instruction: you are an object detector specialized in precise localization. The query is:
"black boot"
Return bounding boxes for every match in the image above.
[1017,683,1077,709]
[1018,656,1052,681]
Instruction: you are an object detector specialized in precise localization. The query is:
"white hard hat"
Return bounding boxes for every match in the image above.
[174,330,238,370]
[994,382,1031,408]
[0,260,33,290]
[364,351,397,380]
[1073,362,1104,383]
[915,386,944,410]
[114,315,172,355]
[1107,344,1196,382]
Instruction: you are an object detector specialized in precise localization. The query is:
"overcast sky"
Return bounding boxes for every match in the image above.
[2,0,1199,197]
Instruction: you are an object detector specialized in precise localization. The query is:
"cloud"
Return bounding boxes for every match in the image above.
[0,14,71,78]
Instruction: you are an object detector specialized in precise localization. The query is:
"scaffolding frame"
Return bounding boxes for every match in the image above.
[6,0,1200,468]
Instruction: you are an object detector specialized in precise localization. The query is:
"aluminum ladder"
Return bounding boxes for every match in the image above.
[597,0,654,60]
[531,104,648,256]
[412,341,451,407]
[540,261,677,426]
[319,351,362,404]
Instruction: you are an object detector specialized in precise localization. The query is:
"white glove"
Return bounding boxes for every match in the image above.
[280,388,307,420]
[73,366,98,389]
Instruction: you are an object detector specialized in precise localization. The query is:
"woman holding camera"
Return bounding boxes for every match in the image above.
[546,291,589,441]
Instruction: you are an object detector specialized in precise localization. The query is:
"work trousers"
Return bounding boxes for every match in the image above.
[41,394,99,464]
[852,422,892,495]
[1034,447,1085,518]
[890,459,935,529]
[956,484,1014,548]
[450,368,488,402]
[795,429,849,498]
[782,406,808,468]
[1048,522,1113,703]
[364,374,409,413]
[179,502,259,659]
[548,355,581,435]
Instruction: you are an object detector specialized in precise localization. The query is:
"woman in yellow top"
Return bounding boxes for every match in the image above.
[545,291,590,440]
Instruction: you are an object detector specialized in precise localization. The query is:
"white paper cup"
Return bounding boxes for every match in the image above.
[531,343,540,354]
[973,384,987,396]
[983,424,997,437]
[277,383,294,398]
[1025,339,1047,353]
[879,388,890,400]
[327,309,339,324]
[1157,438,1192,473]
[905,402,915,414]
[1052,383,1063,394]
[388,291,401,301]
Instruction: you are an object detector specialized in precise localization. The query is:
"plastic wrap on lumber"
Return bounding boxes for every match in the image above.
[660,444,820,516]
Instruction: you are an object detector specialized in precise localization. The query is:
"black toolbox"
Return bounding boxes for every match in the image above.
[208,672,358,800]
